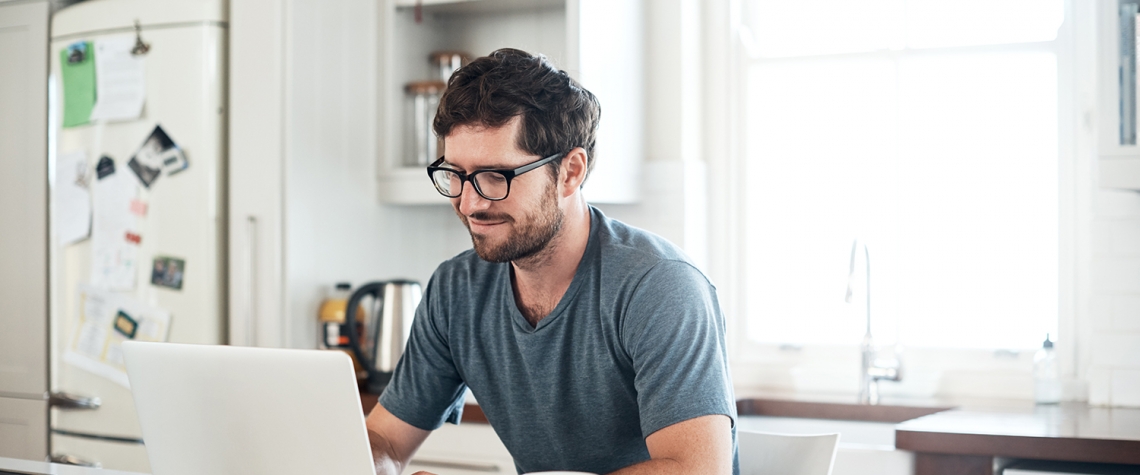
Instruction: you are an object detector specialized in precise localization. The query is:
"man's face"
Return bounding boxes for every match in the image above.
[444,118,564,263]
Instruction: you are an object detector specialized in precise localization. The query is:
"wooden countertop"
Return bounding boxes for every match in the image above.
[737,396,953,423]
[896,403,1140,466]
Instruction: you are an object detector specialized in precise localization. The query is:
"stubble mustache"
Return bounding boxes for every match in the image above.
[457,211,514,235]
[466,211,514,223]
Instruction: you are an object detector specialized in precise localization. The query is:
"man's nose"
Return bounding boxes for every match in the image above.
[456,180,490,216]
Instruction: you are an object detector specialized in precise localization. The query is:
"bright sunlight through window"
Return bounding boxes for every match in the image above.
[742,0,1063,350]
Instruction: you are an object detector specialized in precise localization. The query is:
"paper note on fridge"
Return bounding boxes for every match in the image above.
[90,164,140,290]
[60,41,96,127]
[56,150,92,246]
[88,37,146,122]
[65,285,171,388]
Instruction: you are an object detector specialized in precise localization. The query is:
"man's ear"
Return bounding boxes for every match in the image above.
[559,147,589,197]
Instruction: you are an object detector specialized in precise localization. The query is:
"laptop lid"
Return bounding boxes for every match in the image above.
[122,342,376,475]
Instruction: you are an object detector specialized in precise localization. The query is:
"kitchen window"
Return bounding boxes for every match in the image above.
[727,0,1073,396]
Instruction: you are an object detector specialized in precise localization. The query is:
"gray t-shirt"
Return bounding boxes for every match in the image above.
[380,207,738,474]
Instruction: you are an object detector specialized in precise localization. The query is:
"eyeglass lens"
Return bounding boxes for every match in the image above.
[432,169,511,200]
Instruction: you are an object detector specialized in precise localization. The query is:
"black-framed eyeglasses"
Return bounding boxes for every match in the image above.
[427,152,565,201]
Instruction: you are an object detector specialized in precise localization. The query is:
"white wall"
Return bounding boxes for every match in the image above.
[597,0,707,270]
[280,0,474,349]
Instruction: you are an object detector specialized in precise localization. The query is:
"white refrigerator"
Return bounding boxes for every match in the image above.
[48,0,227,471]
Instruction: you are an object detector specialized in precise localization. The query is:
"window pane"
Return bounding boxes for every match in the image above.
[744,52,1058,350]
[745,58,898,345]
[904,0,1064,49]
[745,0,904,57]
[743,0,1064,57]
[893,51,1058,349]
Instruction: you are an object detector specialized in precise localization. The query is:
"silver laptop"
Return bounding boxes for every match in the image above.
[122,341,377,475]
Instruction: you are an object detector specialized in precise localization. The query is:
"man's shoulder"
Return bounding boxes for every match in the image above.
[593,209,702,277]
[592,208,715,291]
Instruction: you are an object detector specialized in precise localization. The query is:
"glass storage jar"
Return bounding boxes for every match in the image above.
[404,80,446,167]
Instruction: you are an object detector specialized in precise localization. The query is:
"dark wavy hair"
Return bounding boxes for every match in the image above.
[433,48,602,180]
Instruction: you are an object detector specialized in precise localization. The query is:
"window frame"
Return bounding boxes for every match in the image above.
[707,0,1085,400]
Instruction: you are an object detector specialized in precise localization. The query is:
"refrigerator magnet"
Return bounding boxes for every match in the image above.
[150,256,185,290]
[129,198,148,217]
[96,155,115,179]
[114,310,138,339]
[159,147,189,175]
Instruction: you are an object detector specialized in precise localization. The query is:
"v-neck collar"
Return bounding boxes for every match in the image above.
[505,207,601,334]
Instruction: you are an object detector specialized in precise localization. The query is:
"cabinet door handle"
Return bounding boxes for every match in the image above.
[246,215,259,346]
[47,392,101,410]
[410,457,501,472]
[50,453,101,468]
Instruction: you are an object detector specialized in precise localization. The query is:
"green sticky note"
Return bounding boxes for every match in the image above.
[60,41,95,128]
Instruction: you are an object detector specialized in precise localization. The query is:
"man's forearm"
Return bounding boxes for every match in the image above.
[368,428,408,475]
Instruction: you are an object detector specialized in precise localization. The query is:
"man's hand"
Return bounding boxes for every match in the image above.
[606,414,734,475]
[365,403,433,475]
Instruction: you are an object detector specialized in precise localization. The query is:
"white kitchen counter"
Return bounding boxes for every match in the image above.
[0,457,147,475]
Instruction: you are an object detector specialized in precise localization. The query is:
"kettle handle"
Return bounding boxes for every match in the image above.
[343,281,386,383]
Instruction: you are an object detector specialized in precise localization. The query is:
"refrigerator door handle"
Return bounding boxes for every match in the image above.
[50,453,102,468]
[47,391,102,410]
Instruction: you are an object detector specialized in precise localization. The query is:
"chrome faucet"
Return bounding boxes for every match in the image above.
[846,240,901,405]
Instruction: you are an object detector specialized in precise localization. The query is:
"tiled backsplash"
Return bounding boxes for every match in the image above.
[1086,189,1140,406]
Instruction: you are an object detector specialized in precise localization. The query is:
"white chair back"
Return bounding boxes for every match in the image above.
[738,430,840,475]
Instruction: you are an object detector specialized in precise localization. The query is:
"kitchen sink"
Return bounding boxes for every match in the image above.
[736,397,955,475]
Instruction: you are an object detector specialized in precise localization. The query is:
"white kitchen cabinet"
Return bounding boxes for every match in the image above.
[1097,0,1140,189]
[230,0,401,350]
[0,398,48,461]
[406,423,516,475]
[228,0,288,348]
[378,0,644,204]
[0,0,50,461]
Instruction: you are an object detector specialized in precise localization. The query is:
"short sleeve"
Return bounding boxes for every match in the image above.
[621,260,736,438]
[378,273,467,430]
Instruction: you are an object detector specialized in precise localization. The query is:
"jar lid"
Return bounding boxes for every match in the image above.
[405,80,447,95]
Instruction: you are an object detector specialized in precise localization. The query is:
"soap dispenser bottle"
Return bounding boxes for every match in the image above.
[1033,334,1061,404]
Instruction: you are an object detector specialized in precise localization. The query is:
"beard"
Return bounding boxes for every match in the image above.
[459,180,564,263]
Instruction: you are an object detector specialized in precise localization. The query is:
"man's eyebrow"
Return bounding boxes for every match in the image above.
[440,159,466,171]
[442,159,515,171]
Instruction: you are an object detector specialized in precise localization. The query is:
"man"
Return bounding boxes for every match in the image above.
[365,48,737,475]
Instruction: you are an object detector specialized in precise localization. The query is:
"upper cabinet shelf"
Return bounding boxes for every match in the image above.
[378,0,645,204]
[1099,0,1140,190]
[393,0,564,12]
